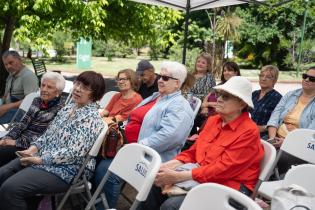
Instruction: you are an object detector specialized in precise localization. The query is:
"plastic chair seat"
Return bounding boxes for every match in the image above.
[258,180,282,199]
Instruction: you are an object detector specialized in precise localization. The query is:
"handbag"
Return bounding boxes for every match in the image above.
[271,184,315,210]
[101,123,124,158]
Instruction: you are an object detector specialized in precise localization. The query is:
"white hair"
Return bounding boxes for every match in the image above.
[41,72,66,93]
[160,61,187,87]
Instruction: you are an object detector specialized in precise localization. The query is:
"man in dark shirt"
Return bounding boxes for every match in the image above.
[136,60,158,99]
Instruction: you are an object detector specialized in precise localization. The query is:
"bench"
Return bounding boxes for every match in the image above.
[31,58,47,84]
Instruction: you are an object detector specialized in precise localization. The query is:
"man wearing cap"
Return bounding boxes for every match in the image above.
[136,60,158,99]
[0,50,39,124]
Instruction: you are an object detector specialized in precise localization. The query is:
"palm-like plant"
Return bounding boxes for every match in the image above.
[216,10,243,42]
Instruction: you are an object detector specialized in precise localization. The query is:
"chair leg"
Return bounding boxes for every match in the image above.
[85,172,110,210]
[57,186,74,210]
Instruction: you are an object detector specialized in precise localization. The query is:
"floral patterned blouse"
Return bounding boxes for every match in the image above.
[31,102,104,184]
[190,73,216,101]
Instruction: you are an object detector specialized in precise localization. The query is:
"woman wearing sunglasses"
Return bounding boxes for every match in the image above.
[95,61,194,209]
[267,66,315,174]
[137,76,264,210]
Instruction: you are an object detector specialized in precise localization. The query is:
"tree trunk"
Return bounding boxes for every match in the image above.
[0,16,16,96]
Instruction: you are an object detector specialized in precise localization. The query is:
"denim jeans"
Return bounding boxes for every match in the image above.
[0,109,22,125]
[94,158,123,209]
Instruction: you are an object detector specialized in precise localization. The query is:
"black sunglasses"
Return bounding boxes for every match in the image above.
[302,73,315,82]
[156,74,178,82]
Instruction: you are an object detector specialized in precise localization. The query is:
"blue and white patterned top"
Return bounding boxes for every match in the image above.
[190,73,216,101]
[31,102,104,184]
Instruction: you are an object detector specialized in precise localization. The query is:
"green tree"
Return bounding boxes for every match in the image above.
[235,0,315,69]
[0,0,107,94]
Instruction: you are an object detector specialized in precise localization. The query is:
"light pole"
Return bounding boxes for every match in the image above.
[296,0,309,77]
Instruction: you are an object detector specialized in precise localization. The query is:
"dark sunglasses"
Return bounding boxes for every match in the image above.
[302,73,315,82]
[156,74,178,82]
[214,91,235,101]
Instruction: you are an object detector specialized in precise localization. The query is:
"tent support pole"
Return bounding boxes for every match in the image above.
[182,0,190,64]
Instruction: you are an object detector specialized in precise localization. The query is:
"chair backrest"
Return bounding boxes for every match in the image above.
[108,143,161,202]
[89,123,108,156]
[179,183,262,210]
[2,92,39,130]
[191,97,201,118]
[19,92,39,112]
[280,129,315,164]
[251,140,277,199]
[31,59,47,83]
[282,164,315,195]
[99,91,119,109]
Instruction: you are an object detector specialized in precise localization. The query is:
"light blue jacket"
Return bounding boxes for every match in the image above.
[138,91,194,162]
[267,88,315,129]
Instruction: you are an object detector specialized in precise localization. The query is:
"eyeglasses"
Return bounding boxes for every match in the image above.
[116,77,129,82]
[258,74,274,80]
[156,74,178,82]
[214,91,235,101]
[73,81,92,92]
[302,73,315,82]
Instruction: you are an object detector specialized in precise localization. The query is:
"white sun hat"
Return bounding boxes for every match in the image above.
[213,76,254,108]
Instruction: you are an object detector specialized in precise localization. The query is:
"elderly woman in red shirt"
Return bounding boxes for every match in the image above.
[137,76,265,210]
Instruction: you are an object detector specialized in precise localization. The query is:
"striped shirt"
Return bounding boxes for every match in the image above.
[4,97,64,149]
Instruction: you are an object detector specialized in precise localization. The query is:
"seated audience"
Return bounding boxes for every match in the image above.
[100,69,142,123]
[137,76,264,210]
[95,61,194,209]
[136,60,158,99]
[0,50,39,124]
[251,65,282,139]
[189,53,216,101]
[190,61,240,135]
[0,72,65,166]
[267,66,315,174]
[0,71,105,210]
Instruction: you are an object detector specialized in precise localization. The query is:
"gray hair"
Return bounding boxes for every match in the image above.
[2,50,22,60]
[41,72,66,93]
[160,61,187,87]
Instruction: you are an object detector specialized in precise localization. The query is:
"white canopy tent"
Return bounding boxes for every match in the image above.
[130,0,294,64]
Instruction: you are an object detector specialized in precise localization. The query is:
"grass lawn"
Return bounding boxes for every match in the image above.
[24,56,304,81]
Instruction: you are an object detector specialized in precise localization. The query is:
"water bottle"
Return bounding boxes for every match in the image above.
[105,128,119,158]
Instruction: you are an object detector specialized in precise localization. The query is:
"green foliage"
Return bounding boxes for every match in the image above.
[93,39,134,61]
[169,45,201,71]
[235,0,315,68]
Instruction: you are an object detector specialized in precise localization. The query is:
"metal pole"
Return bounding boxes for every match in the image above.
[296,0,309,77]
[182,0,190,64]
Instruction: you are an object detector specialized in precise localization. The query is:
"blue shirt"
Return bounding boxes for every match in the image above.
[31,102,104,184]
[267,88,315,129]
[138,91,194,162]
[251,89,282,125]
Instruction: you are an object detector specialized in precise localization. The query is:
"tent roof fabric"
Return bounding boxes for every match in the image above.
[131,0,265,11]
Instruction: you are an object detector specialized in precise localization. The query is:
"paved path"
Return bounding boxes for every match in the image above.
[61,71,302,96]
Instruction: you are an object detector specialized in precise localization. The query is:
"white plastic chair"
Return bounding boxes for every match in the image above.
[57,124,109,210]
[258,164,315,200]
[85,143,162,210]
[179,183,262,210]
[191,97,201,118]
[257,129,315,199]
[251,140,277,199]
[1,92,39,130]
[0,131,9,138]
[99,91,119,109]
